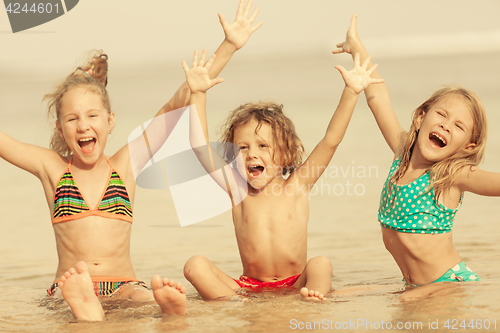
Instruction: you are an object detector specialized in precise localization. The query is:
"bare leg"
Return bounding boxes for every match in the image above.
[184,255,240,300]
[294,256,332,301]
[151,276,187,315]
[57,261,104,321]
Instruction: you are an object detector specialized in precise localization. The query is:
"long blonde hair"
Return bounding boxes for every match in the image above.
[44,51,110,156]
[388,86,487,204]
[218,102,304,176]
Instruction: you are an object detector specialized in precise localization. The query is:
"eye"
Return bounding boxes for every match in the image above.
[455,123,464,131]
[260,144,268,148]
[239,146,248,150]
[437,111,445,117]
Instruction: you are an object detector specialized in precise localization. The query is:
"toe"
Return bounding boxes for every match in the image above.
[75,261,88,274]
[151,275,162,291]
[162,277,169,286]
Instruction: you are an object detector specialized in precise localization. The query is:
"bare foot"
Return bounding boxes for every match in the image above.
[300,287,325,301]
[151,275,187,315]
[58,261,104,321]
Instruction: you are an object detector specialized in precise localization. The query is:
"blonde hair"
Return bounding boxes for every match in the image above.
[219,102,304,175]
[387,86,487,205]
[45,51,110,156]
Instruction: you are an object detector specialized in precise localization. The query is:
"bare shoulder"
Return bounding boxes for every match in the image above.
[109,146,136,200]
[281,171,310,198]
[109,145,132,178]
[37,150,70,194]
[27,144,68,182]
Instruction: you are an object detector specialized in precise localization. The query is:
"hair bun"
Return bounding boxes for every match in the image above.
[78,50,108,87]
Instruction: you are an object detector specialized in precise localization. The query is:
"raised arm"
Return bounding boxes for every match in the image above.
[0,130,61,179]
[183,50,247,203]
[333,14,405,154]
[292,53,385,188]
[157,0,262,116]
[119,0,262,176]
[182,50,224,152]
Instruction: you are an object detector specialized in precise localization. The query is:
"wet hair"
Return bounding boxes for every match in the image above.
[218,102,304,176]
[384,86,487,207]
[44,50,111,156]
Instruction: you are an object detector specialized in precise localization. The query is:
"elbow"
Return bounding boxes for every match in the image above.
[321,138,341,151]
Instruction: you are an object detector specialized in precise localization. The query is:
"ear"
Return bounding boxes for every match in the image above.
[55,120,64,139]
[415,112,425,131]
[463,142,476,152]
[108,112,115,132]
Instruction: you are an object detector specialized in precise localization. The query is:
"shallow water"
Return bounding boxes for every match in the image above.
[1,52,500,332]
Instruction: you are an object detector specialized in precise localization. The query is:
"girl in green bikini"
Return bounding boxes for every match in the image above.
[334,15,500,299]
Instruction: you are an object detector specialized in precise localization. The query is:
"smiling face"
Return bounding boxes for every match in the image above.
[233,118,283,190]
[414,93,475,165]
[56,86,114,165]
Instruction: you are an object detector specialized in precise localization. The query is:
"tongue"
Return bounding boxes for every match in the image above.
[79,140,95,153]
[251,168,263,177]
[429,137,443,148]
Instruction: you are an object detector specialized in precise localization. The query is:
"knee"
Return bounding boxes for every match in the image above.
[183,255,209,280]
[308,256,333,273]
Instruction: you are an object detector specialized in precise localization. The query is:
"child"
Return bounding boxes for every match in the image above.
[333,15,500,299]
[182,49,384,301]
[0,0,262,321]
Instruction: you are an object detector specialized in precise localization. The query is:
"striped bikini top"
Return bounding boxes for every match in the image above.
[52,157,133,224]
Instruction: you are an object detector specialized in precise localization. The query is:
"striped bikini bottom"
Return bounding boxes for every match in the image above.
[47,276,149,297]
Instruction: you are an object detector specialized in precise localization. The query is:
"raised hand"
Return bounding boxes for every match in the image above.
[335,53,384,94]
[332,14,360,55]
[219,0,263,50]
[182,50,224,94]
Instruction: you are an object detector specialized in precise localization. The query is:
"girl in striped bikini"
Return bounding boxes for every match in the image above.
[0,0,262,320]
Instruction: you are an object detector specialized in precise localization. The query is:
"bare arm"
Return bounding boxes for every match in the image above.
[116,0,262,177]
[0,130,60,179]
[333,14,405,154]
[293,53,385,188]
[455,166,500,197]
[183,50,247,202]
[156,0,262,117]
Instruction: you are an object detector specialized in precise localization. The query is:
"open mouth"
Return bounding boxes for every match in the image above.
[78,137,96,153]
[429,132,447,148]
[248,164,265,178]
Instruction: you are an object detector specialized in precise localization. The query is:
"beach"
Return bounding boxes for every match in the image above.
[1,1,500,332]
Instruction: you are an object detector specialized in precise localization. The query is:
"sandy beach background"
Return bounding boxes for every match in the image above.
[1,1,499,332]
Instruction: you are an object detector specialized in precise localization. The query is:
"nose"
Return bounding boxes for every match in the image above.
[246,146,257,160]
[77,118,90,132]
[439,121,451,133]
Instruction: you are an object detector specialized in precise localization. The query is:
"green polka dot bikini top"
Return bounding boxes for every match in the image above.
[378,159,462,234]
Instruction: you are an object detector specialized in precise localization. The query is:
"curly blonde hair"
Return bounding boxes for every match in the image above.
[44,51,111,156]
[218,102,304,176]
[384,86,487,208]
